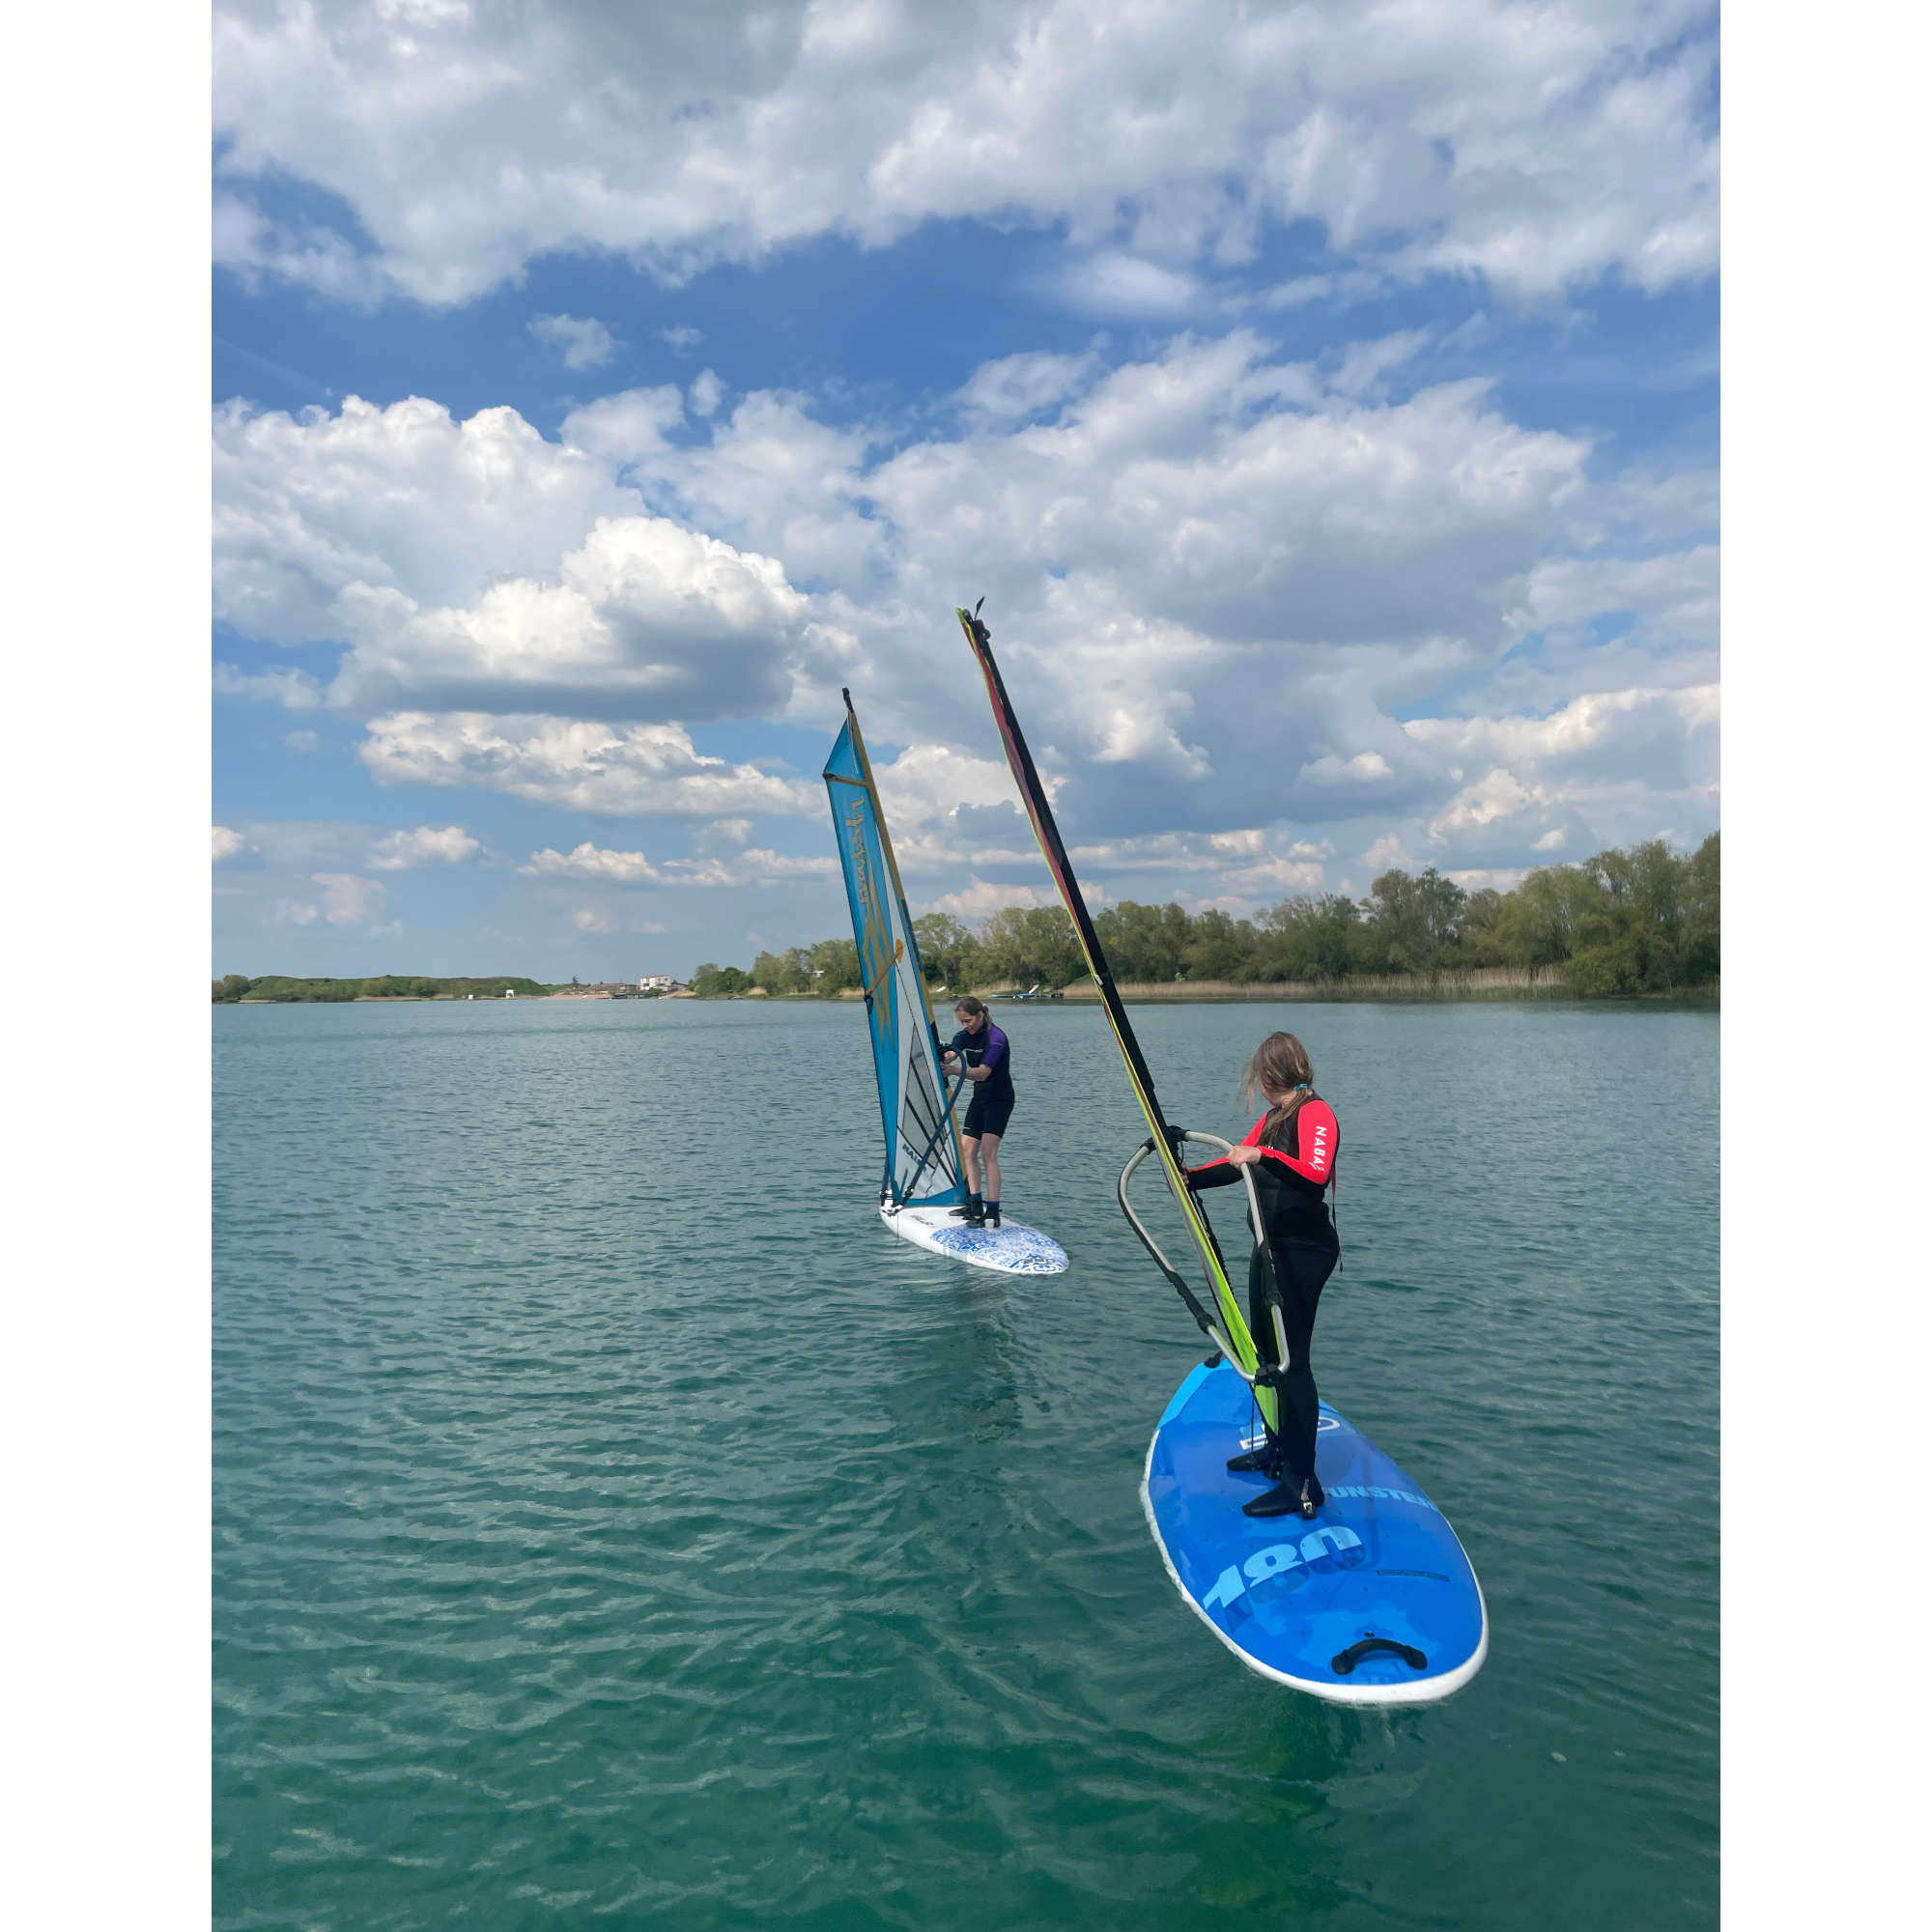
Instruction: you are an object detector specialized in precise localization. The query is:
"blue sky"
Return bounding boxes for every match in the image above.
[212,0,1720,980]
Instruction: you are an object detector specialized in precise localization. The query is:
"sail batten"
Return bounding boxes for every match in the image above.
[824,695,967,1208]
[956,607,1272,1420]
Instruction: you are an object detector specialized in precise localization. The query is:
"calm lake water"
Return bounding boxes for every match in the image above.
[213,996,1718,1929]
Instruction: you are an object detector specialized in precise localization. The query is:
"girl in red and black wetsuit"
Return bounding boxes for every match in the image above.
[1186,1031,1340,1520]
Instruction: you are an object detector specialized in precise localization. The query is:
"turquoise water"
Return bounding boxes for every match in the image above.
[213,997,1718,1928]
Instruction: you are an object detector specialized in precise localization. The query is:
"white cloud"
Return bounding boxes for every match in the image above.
[529,313,616,369]
[214,394,817,721]
[213,1,1717,308]
[920,878,1066,920]
[955,351,1102,427]
[570,906,669,935]
[312,873,387,923]
[1299,752,1395,788]
[285,728,322,753]
[213,824,247,863]
[213,393,635,648]
[688,370,724,418]
[212,330,1717,896]
[361,713,815,817]
[528,843,661,884]
[1052,253,1200,318]
[213,663,326,709]
[694,817,752,853]
[1405,683,1719,784]
[368,824,482,869]
[662,327,702,355]
[523,840,835,887]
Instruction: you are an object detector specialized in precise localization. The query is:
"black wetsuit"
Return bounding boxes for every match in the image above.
[946,1022,1013,1138]
[1188,1097,1340,1481]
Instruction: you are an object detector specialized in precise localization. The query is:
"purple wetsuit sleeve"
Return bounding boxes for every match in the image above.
[980,1025,1008,1071]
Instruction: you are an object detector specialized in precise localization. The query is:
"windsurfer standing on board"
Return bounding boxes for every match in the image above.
[940,996,1013,1229]
[1185,1031,1341,1520]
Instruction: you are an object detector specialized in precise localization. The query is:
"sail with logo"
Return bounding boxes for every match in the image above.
[823,691,1067,1276]
[956,604,1486,1700]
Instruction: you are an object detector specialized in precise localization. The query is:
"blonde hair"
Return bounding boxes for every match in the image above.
[1238,1031,1317,1145]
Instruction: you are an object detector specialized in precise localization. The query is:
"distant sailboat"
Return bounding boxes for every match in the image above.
[822,691,1066,1278]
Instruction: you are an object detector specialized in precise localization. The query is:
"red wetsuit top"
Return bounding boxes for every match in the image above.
[1187,1096,1339,1246]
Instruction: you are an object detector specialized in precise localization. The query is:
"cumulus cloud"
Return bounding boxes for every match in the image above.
[312,873,386,923]
[213,394,634,647]
[213,663,326,709]
[368,824,482,869]
[362,713,817,817]
[213,824,248,863]
[212,328,1717,898]
[529,313,616,369]
[523,840,836,887]
[213,1,1717,308]
[213,393,814,721]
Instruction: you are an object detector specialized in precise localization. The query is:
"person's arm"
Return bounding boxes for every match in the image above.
[1185,1117,1266,1189]
[966,1027,1006,1085]
[1251,1098,1338,1186]
[939,1032,986,1081]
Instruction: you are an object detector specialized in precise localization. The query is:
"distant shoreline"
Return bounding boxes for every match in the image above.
[689,969,1718,1007]
[220,971,1719,1009]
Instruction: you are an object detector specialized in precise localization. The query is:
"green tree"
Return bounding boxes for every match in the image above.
[212,974,253,1003]
[1568,838,1689,994]
[1680,832,1720,984]
[911,914,979,990]
[1252,895,1361,980]
[976,904,1086,988]
[1458,889,1508,967]
[1182,908,1257,980]
[1360,867,1468,974]
[1491,865,1598,968]
[809,937,861,992]
[1094,900,1192,980]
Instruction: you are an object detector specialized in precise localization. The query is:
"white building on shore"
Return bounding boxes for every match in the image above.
[639,974,677,992]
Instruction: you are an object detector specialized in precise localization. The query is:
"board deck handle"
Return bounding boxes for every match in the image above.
[1331,1634,1429,1675]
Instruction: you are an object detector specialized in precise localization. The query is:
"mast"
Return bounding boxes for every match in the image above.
[956,606,1270,1408]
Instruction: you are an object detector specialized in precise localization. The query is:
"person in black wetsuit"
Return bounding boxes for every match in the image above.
[1186,1030,1340,1520]
[939,995,1013,1227]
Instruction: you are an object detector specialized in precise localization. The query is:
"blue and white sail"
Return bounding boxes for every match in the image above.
[824,694,967,1208]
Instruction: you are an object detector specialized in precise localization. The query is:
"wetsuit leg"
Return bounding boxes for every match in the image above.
[1251,1236,1337,1481]
[1274,1240,1338,1480]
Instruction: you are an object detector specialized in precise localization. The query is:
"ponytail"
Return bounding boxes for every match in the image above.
[1238,1031,1318,1145]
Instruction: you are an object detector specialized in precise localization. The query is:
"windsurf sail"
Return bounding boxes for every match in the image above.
[956,605,1276,1427]
[824,692,968,1209]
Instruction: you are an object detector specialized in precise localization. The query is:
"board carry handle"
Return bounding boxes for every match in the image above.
[1331,1634,1429,1675]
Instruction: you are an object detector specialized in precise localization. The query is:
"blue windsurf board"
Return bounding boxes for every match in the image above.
[1142,1361,1488,1705]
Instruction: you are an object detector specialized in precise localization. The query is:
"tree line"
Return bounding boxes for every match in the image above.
[692,835,1719,1000]
[213,975,551,1002]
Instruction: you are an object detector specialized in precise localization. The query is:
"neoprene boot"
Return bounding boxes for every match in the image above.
[983,1201,1001,1228]
[950,1195,983,1221]
[1242,1471,1323,1520]
[1226,1442,1280,1475]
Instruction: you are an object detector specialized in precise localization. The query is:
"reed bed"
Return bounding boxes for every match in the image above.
[1055,966,1572,1003]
